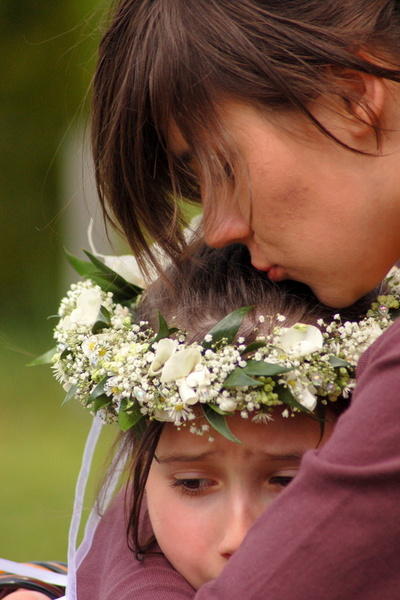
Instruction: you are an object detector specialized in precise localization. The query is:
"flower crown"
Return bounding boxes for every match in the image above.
[39,250,400,442]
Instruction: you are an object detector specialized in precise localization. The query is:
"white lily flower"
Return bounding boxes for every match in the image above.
[296,387,318,411]
[277,323,324,357]
[102,254,145,288]
[178,380,199,405]
[148,338,178,376]
[60,288,102,331]
[160,347,202,382]
[88,216,202,289]
[219,398,238,413]
[186,366,211,388]
[88,219,146,287]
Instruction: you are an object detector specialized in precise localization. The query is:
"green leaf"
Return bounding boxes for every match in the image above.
[65,249,98,278]
[65,248,143,305]
[328,356,351,368]
[27,347,57,366]
[84,250,143,301]
[60,347,71,360]
[274,384,311,413]
[205,403,228,415]
[93,395,111,412]
[202,405,241,443]
[92,305,112,334]
[118,399,144,432]
[240,341,267,355]
[202,306,254,349]
[315,402,327,443]
[243,360,293,377]
[88,377,109,402]
[390,307,400,321]
[148,312,180,346]
[155,311,170,341]
[223,368,263,388]
[62,385,78,406]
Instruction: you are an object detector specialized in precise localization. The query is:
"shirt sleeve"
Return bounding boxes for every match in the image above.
[195,319,400,599]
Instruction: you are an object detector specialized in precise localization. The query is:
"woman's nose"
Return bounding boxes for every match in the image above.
[203,209,252,248]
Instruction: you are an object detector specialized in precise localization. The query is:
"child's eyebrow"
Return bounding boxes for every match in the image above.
[260,452,303,461]
[154,450,218,464]
[155,451,304,464]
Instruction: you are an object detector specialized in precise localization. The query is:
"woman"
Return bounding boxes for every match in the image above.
[89,1,400,597]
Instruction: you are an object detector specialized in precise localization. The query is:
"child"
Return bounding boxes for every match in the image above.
[71,242,389,599]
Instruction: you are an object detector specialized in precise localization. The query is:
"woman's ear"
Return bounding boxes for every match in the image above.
[338,69,387,137]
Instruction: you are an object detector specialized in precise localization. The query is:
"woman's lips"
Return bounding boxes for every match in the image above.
[249,254,286,282]
[266,265,285,282]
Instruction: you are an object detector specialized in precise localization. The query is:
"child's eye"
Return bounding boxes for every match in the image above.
[171,478,214,496]
[269,475,295,488]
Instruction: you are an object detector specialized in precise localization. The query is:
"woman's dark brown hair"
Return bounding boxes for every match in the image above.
[117,242,380,556]
[92,0,400,268]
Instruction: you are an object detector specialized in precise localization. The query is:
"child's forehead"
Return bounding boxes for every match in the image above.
[155,409,335,460]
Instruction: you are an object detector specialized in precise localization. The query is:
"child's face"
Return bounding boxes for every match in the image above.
[146,409,335,589]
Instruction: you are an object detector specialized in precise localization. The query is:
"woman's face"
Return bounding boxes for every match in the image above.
[169,100,400,308]
[146,410,335,589]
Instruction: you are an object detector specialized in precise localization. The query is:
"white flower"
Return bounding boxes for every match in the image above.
[277,323,323,357]
[102,254,145,288]
[186,366,211,388]
[219,398,238,412]
[153,408,175,422]
[82,334,109,359]
[160,347,202,382]
[177,380,199,404]
[148,338,178,376]
[60,288,102,330]
[252,412,274,424]
[87,219,146,287]
[176,366,212,405]
[295,387,317,412]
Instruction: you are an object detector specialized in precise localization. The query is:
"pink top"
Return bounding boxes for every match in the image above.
[78,318,400,599]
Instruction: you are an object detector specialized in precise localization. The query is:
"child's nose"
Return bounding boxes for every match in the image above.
[217,499,258,559]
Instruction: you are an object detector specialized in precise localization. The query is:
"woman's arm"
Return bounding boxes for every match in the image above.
[195,319,400,599]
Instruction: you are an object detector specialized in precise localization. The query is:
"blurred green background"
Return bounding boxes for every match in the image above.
[1,0,119,561]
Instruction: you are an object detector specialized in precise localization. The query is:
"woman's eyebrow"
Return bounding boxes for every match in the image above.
[176,150,194,164]
[155,450,218,464]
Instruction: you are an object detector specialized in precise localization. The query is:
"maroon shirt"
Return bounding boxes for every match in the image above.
[78,318,400,599]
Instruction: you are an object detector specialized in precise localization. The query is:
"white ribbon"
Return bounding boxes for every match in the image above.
[66,414,128,600]
[1,414,127,600]
[65,415,103,600]
[0,558,67,587]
